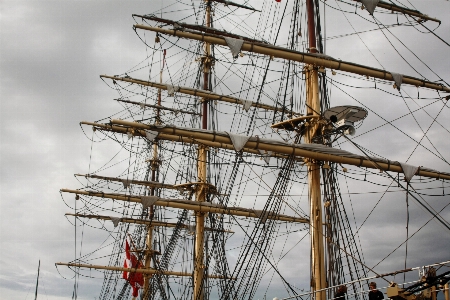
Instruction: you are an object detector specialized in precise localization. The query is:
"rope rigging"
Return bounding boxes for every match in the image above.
[59,1,449,300]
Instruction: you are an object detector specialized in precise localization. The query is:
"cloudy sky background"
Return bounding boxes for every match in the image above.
[1,0,450,299]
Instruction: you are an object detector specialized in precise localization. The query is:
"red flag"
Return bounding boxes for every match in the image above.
[123,239,144,297]
[122,240,130,280]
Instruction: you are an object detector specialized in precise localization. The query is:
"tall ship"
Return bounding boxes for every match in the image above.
[57,1,450,299]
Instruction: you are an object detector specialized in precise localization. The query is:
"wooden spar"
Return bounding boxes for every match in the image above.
[74,173,176,189]
[101,75,299,114]
[106,119,450,181]
[81,121,300,161]
[116,99,201,116]
[133,24,450,93]
[55,262,235,279]
[60,189,310,223]
[132,15,264,42]
[305,1,326,299]
[351,0,441,23]
[207,0,259,11]
[65,213,234,233]
[82,119,450,181]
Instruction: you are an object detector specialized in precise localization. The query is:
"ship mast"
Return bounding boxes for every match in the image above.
[57,2,450,299]
[142,49,166,299]
[305,1,326,300]
[194,1,212,299]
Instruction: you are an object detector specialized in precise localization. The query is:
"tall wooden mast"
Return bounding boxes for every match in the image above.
[305,1,326,300]
[194,1,212,299]
[142,48,166,298]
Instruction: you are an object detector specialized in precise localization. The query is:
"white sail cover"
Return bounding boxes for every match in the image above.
[400,162,419,183]
[109,216,122,227]
[254,210,270,224]
[173,22,183,30]
[241,99,253,112]
[127,132,133,139]
[390,72,403,90]
[224,37,244,59]
[361,0,380,15]
[145,130,159,141]
[139,103,146,110]
[166,84,180,96]
[141,196,159,209]
[226,132,251,151]
[259,149,272,164]
[122,179,131,188]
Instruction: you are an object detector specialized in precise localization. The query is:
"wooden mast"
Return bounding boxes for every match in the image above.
[305,1,326,300]
[194,1,212,299]
[142,48,166,299]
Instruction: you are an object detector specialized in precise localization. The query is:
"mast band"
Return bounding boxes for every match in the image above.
[254,135,260,150]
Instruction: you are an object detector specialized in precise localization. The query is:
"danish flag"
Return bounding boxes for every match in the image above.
[123,239,144,297]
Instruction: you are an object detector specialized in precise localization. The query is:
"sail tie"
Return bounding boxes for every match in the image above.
[166,84,180,96]
[109,216,122,227]
[399,162,419,183]
[141,196,159,209]
[144,130,159,142]
[122,179,132,188]
[361,0,380,15]
[173,22,183,30]
[224,37,244,59]
[390,72,403,90]
[241,99,253,112]
[226,132,251,152]
[259,149,272,164]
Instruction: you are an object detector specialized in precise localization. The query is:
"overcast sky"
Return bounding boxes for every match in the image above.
[1,1,449,299]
